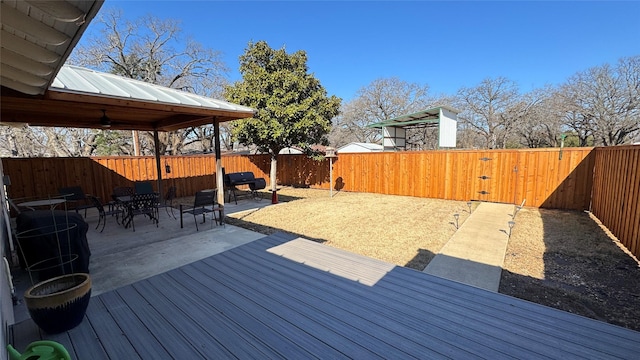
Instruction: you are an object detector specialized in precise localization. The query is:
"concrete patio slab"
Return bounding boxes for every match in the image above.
[89,224,264,296]
[11,198,271,323]
[423,202,515,292]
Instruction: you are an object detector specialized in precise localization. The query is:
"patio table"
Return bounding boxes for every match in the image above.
[115,194,159,230]
[18,198,66,211]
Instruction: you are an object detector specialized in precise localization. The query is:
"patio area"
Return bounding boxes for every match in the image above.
[11,196,272,323]
[10,230,640,358]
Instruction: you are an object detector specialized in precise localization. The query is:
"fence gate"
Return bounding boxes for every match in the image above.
[476,155,493,202]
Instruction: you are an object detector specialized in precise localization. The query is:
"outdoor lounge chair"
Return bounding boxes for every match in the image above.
[180,189,223,231]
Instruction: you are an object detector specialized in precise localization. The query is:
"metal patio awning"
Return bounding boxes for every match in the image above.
[1,65,256,131]
[368,105,460,129]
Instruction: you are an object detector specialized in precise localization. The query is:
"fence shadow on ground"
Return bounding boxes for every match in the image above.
[499,207,640,331]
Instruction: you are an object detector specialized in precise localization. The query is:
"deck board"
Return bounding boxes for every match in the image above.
[114,286,213,359]
[11,232,640,359]
[65,316,109,360]
[85,297,142,359]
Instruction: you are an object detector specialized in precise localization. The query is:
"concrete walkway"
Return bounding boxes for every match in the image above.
[423,202,515,292]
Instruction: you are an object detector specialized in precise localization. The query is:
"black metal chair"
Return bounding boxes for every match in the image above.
[111,186,134,214]
[58,186,94,217]
[134,181,154,194]
[180,189,223,231]
[157,186,177,219]
[87,195,123,232]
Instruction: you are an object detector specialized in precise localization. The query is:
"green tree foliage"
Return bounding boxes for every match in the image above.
[225,41,341,189]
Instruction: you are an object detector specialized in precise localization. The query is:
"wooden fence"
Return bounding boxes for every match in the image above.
[2,148,594,209]
[3,146,638,259]
[590,145,640,259]
[278,148,595,210]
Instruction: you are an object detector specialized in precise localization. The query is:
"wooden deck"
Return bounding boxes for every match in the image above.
[11,232,640,359]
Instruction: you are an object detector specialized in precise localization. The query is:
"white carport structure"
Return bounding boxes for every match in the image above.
[367,106,460,150]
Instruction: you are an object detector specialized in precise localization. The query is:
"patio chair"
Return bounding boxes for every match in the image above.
[157,186,177,219]
[87,195,123,232]
[127,192,159,232]
[58,186,95,217]
[111,186,134,211]
[134,181,154,195]
[180,189,223,231]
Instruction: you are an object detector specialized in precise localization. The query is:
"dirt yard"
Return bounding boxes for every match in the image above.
[196,187,640,331]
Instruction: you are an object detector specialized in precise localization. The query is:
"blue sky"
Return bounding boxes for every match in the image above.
[95,1,639,102]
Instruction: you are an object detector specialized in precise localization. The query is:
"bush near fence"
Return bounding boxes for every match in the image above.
[2,146,638,259]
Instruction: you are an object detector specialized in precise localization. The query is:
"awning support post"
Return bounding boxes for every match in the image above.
[213,117,225,207]
[153,129,164,201]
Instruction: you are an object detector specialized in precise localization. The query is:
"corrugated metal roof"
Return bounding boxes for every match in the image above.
[51,65,254,113]
[368,106,461,128]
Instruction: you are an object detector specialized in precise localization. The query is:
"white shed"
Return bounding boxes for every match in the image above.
[337,142,384,153]
[367,106,460,150]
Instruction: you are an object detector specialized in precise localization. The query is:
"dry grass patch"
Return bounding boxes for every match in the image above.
[226,187,472,269]
[501,207,640,331]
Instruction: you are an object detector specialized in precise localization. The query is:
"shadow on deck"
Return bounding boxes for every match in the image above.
[10,232,640,359]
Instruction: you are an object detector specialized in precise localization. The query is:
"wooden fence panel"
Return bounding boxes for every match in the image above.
[591,146,640,260]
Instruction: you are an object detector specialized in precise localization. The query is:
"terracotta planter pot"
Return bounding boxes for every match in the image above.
[24,273,91,334]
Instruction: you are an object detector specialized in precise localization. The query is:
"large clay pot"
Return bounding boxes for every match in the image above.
[24,273,91,334]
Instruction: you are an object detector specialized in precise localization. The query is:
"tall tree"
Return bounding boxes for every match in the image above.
[455,77,527,149]
[70,8,229,155]
[329,77,433,147]
[557,55,640,146]
[225,41,341,191]
[511,87,574,148]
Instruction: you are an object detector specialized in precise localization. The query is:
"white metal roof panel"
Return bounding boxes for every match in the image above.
[51,65,254,113]
[101,76,158,101]
[0,1,104,95]
[157,88,203,106]
[132,84,182,104]
[74,68,130,97]
[53,66,101,93]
